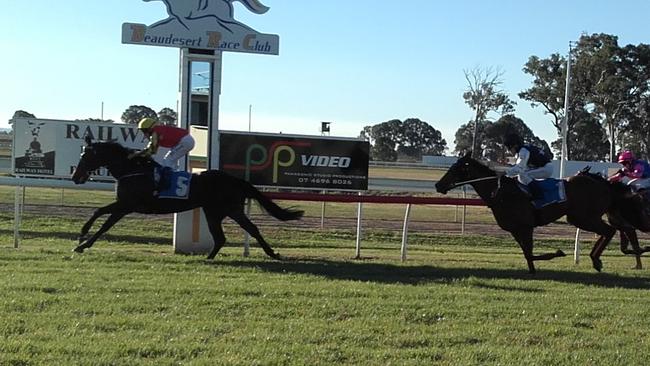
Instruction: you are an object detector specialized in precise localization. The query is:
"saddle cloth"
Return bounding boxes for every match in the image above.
[519,178,567,209]
[156,169,192,199]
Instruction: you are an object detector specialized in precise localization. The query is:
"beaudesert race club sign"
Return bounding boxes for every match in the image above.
[122,0,279,54]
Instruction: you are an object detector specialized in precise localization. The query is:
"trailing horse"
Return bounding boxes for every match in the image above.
[577,168,650,269]
[70,137,303,259]
[435,154,617,274]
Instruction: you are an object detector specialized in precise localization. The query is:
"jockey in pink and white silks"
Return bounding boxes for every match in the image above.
[503,133,553,199]
[609,150,650,191]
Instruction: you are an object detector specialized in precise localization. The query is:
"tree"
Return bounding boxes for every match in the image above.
[453,120,487,156]
[75,118,114,123]
[397,118,447,159]
[158,108,177,126]
[619,94,650,159]
[360,118,447,161]
[519,53,575,157]
[454,115,549,162]
[463,66,516,158]
[483,115,550,162]
[520,33,650,161]
[615,44,650,158]
[12,110,36,119]
[121,105,157,124]
[574,33,626,161]
[550,108,609,161]
[360,120,401,161]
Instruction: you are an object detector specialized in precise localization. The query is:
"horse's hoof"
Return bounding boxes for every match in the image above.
[73,246,85,254]
[591,259,603,272]
[556,250,566,257]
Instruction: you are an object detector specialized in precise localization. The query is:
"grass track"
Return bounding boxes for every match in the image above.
[2,212,650,365]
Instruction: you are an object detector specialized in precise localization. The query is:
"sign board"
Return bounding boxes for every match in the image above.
[219,131,370,191]
[11,118,147,180]
[122,0,279,55]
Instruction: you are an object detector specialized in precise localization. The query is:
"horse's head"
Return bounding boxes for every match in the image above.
[71,136,131,184]
[71,136,100,184]
[435,153,493,194]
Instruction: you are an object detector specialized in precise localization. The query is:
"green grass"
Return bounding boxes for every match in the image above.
[1,210,650,365]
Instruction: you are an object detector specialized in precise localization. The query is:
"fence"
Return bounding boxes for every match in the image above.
[0,175,484,259]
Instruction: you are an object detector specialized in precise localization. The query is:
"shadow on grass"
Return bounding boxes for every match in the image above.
[0,229,171,246]
[212,257,650,290]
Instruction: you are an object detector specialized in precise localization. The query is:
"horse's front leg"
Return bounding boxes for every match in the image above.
[511,229,537,274]
[74,211,129,253]
[78,202,122,243]
[588,225,616,272]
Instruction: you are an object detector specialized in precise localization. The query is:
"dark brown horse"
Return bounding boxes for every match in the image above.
[435,154,616,274]
[70,137,303,259]
[578,169,650,269]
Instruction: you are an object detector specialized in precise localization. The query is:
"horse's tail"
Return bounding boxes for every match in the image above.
[243,182,304,221]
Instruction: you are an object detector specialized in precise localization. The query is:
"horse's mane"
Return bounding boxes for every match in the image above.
[92,141,133,156]
[464,156,498,176]
[577,166,635,199]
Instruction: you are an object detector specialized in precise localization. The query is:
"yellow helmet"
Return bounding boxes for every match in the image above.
[138,117,157,130]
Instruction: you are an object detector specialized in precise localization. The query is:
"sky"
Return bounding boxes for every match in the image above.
[2,0,649,152]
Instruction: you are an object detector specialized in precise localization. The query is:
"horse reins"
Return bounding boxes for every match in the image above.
[447,176,499,190]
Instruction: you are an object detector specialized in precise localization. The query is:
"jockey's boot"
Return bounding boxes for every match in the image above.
[159,167,173,191]
[527,180,543,200]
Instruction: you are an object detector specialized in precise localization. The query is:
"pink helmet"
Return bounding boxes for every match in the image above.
[618,150,635,163]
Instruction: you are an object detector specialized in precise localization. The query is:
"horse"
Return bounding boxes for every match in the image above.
[70,136,303,259]
[435,154,617,274]
[577,169,650,269]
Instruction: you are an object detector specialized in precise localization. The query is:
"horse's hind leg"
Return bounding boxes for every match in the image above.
[619,229,643,270]
[202,208,227,260]
[229,210,281,260]
[570,217,616,272]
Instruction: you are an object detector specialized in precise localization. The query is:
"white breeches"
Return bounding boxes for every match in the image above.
[162,134,195,168]
[516,163,554,185]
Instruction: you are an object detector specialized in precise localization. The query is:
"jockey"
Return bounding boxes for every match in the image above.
[503,133,553,198]
[130,117,195,191]
[130,117,195,169]
[609,150,650,191]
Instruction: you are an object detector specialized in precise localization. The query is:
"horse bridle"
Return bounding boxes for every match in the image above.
[445,176,499,190]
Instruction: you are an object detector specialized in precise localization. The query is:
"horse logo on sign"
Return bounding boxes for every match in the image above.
[123,0,279,55]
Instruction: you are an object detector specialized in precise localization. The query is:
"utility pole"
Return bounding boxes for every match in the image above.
[560,41,572,178]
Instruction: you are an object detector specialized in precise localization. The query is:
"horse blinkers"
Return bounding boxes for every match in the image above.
[71,146,95,184]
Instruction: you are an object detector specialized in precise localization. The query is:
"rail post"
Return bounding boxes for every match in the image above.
[400,203,412,262]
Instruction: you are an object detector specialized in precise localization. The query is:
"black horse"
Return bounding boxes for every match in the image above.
[70,137,303,259]
[578,169,650,268]
[435,154,617,274]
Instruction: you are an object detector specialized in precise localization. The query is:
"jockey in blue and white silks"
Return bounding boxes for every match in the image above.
[503,133,553,198]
